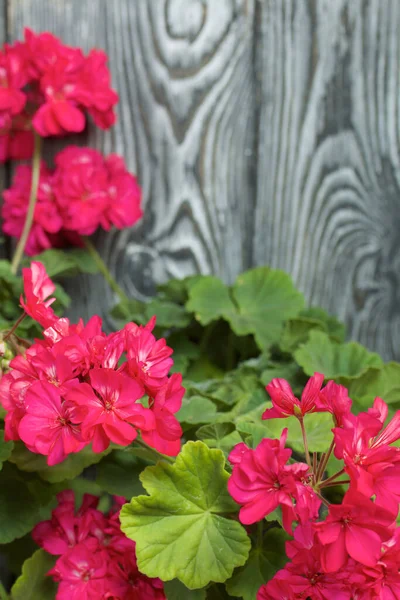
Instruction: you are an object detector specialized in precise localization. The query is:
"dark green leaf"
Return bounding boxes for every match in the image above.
[96,452,145,499]
[0,429,13,470]
[300,307,346,342]
[226,528,288,600]
[279,317,325,354]
[165,580,206,599]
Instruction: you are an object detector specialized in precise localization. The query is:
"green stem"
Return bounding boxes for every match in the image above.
[321,480,350,488]
[299,418,311,468]
[10,133,42,275]
[319,468,345,488]
[82,236,129,304]
[3,312,27,342]
[316,439,336,483]
[134,438,175,464]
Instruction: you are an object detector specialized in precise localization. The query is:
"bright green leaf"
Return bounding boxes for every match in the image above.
[120,441,250,589]
[25,248,99,278]
[294,331,383,379]
[186,276,236,326]
[11,549,57,600]
[228,267,305,350]
[237,410,334,453]
[226,528,288,600]
[184,356,225,382]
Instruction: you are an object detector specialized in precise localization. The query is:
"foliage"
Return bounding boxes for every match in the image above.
[2,260,400,599]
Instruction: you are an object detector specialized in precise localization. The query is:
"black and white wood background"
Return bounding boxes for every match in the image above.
[1,0,400,361]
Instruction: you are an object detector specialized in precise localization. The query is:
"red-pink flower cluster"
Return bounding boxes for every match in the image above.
[0,28,118,161]
[228,374,400,598]
[33,491,165,600]
[0,262,183,464]
[2,146,142,254]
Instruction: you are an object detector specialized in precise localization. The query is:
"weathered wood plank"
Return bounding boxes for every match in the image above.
[254,0,400,360]
[0,0,8,258]
[8,0,256,323]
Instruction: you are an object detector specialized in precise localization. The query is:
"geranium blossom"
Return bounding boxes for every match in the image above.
[18,380,85,465]
[65,368,153,452]
[20,261,57,327]
[263,372,324,420]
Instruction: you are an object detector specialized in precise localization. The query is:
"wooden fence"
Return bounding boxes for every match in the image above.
[1,0,400,360]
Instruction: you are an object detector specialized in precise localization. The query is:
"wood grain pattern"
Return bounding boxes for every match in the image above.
[0,0,8,259]
[8,0,256,323]
[254,0,400,360]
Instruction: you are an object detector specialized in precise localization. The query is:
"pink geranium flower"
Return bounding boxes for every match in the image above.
[33,491,107,555]
[18,380,84,465]
[125,318,174,394]
[66,368,153,452]
[141,373,184,456]
[2,164,63,255]
[227,429,303,532]
[315,380,353,426]
[314,492,395,571]
[20,261,57,328]
[263,373,324,420]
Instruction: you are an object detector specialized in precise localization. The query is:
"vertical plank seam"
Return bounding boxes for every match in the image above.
[249,0,264,270]
[3,0,11,260]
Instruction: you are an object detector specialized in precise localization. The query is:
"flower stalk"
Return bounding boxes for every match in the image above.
[10,133,42,274]
[82,236,129,304]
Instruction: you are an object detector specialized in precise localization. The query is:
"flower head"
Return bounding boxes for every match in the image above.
[263,373,324,420]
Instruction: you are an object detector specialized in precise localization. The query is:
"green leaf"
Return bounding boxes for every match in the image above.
[144,298,191,329]
[300,307,346,342]
[341,362,400,408]
[226,528,288,600]
[294,331,383,380]
[228,267,305,350]
[185,357,225,382]
[196,423,242,455]
[236,410,334,453]
[9,443,112,483]
[120,441,250,589]
[260,361,300,388]
[164,580,206,599]
[110,299,147,324]
[186,276,236,326]
[96,452,145,499]
[11,549,57,600]
[39,446,112,483]
[177,395,218,425]
[0,465,53,544]
[0,429,13,470]
[25,248,99,278]
[279,317,325,354]
[52,283,71,309]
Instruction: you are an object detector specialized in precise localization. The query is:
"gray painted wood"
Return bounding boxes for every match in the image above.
[8,0,256,325]
[5,0,400,360]
[254,0,400,360]
[0,0,8,259]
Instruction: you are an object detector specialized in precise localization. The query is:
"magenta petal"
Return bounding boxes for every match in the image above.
[345,525,382,566]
